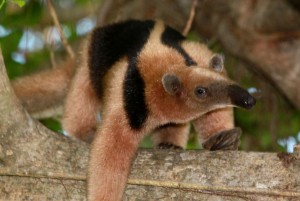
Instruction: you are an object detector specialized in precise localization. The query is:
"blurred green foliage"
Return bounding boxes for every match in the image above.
[1,1,299,152]
[0,0,25,9]
[1,2,46,78]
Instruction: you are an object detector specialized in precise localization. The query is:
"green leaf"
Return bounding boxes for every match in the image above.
[10,0,25,7]
[0,0,6,9]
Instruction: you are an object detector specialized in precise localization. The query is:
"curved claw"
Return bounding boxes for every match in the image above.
[202,127,242,151]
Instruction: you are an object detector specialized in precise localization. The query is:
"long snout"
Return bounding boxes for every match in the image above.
[228,85,256,109]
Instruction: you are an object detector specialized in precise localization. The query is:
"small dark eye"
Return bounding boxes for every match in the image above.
[195,87,207,98]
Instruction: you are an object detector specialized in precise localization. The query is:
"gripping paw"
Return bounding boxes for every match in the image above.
[202,127,242,151]
[157,142,183,150]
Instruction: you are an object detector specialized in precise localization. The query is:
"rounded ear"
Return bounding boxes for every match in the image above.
[162,74,182,96]
[209,54,224,72]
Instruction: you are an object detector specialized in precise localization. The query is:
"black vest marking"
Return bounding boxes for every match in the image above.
[124,60,148,129]
[88,20,154,129]
[161,26,197,66]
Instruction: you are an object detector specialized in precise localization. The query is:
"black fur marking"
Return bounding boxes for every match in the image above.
[124,60,148,129]
[161,26,197,66]
[88,20,154,129]
[89,20,154,97]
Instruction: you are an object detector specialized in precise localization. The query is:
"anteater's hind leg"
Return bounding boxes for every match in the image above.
[62,64,100,143]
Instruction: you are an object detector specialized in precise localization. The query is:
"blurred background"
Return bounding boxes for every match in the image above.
[1,0,299,152]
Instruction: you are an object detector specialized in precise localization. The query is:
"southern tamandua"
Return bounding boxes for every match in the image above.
[12,19,256,200]
[64,20,255,200]
[13,22,241,150]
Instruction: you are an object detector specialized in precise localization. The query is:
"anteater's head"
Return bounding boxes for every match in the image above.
[153,55,256,123]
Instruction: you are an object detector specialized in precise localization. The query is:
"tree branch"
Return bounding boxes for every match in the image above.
[182,0,198,36]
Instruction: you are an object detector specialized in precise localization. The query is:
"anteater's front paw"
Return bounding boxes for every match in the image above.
[157,142,183,150]
[202,127,242,151]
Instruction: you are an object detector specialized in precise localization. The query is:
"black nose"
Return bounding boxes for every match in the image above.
[228,85,256,109]
[243,95,256,109]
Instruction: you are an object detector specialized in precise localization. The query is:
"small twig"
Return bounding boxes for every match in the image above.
[47,0,75,59]
[49,42,57,68]
[182,0,198,36]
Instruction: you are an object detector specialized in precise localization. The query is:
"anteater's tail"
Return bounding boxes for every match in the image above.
[12,58,76,118]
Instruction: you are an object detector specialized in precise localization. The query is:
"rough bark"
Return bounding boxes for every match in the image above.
[2,150,300,201]
[1,48,300,200]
